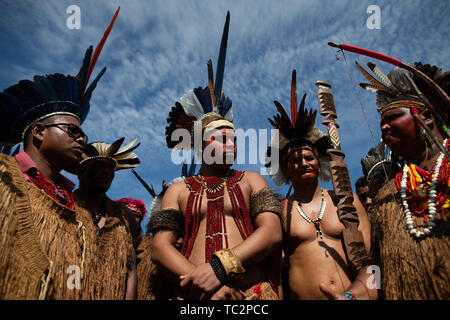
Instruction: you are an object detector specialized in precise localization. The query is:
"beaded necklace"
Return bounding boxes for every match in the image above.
[27,168,75,210]
[183,170,254,262]
[295,189,326,240]
[396,138,449,238]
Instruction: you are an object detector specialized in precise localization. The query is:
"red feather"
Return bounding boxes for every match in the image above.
[84,6,120,92]
[291,70,297,127]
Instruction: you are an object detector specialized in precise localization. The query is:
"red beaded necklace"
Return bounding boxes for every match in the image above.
[27,168,75,210]
[182,170,254,262]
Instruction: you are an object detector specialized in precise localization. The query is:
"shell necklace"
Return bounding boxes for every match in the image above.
[296,189,327,239]
[400,138,447,239]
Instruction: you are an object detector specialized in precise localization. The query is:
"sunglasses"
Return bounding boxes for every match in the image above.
[44,123,89,144]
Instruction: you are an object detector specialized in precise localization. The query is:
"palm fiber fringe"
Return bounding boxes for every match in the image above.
[372,179,449,299]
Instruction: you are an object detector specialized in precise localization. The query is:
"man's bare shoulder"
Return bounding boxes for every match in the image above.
[241,171,269,192]
[165,179,188,193]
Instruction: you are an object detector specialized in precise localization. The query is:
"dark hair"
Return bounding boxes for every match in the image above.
[355,176,367,190]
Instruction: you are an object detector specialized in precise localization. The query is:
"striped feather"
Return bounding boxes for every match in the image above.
[367,62,394,88]
[355,61,395,95]
[359,83,387,93]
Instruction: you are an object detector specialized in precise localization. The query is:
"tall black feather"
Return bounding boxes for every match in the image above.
[214,11,230,104]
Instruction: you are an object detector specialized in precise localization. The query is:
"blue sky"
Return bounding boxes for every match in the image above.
[1,0,449,229]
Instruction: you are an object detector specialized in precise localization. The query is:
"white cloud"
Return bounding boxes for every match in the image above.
[1,0,449,224]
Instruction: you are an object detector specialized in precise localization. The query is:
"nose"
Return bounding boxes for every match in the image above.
[76,135,86,146]
[380,120,390,132]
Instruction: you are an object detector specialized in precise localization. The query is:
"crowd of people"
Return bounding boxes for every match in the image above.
[0,9,448,300]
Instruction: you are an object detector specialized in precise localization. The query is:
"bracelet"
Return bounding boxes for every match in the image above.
[343,291,360,300]
[212,249,245,282]
[209,254,226,283]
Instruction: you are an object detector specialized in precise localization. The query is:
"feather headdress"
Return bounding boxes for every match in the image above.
[165,12,234,149]
[79,137,140,171]
[115,197,147,220]
[266,70,332,185]
[0,7,120,145]
[357,60,449,118]
[360,141,394,182]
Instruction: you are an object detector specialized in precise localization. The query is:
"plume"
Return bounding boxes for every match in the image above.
[207,59,216,106]
[214,11,230,103]
[291,70,298,127]
[83,6,120,93]
[355,61,395,95]
[367,62,394,88]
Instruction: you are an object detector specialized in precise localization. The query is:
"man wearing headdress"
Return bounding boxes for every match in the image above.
[0,8,121,300]
[74,137,140,299]
[148,12,283,300]
[0,8,119,299]
[116,197,147,238]
[357,61,450,299]
[266,70,376,300]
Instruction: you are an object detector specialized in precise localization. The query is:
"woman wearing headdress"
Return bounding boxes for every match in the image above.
[0,8,120,299]
[357,60,450,299]
[266,70,375,300]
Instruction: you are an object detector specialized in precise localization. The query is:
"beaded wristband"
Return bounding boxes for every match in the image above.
[209,254,226,283]
[343,291,359,300]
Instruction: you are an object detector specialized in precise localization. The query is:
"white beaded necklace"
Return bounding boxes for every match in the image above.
[296,189,327,239]
[400,138,447,239]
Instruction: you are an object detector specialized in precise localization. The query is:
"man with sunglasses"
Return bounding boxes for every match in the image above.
[0,40,111,299]
[12,116,88,209]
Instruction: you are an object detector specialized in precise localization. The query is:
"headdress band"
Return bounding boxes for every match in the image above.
[203,119,235,134]
[381,100,426,115]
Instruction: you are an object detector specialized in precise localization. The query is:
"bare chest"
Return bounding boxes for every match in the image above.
[286,197,345,243]
[179,179,251,220]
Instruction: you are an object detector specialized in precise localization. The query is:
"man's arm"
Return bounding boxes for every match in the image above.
[232,172,282,266]
[179,172,282,298]
[151,182,196,283]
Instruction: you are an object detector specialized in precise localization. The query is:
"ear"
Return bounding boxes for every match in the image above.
[419,108,435,128]
[30,122,46,143]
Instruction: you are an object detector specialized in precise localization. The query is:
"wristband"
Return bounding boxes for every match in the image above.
[212,249,245,282]
[209,254,226,283]
[343,291,360,300]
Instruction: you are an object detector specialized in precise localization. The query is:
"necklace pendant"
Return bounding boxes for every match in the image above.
[314,221,323,240]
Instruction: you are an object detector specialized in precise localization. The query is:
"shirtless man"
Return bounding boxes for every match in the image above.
[267,70,377,300]
[150,123,282,300]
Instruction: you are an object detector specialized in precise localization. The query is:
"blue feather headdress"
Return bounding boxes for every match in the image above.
[0,7,120,145]
[166,11,234,149]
